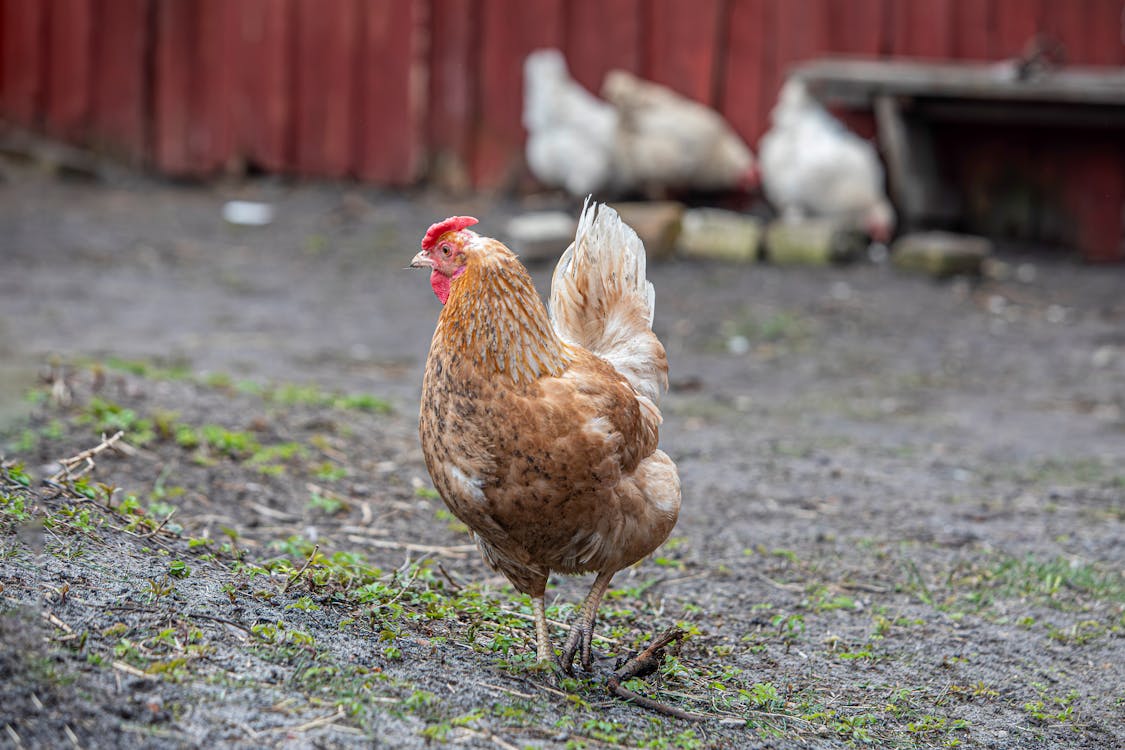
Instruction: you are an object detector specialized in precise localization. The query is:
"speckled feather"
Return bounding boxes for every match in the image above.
[419,204,680,597]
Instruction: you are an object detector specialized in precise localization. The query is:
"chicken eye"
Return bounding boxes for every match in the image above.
[440,244,452,256]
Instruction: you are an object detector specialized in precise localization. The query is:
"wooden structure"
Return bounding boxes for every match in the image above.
[797,59,1125,261]
[1,1,1123,257]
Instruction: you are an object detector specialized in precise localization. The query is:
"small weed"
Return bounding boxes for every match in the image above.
[147,575,175,603]
[3,462,33,488]
[79,398,156,445]
[259,382,392,413]
[312,461,348,482]
[1022,686,1080,726]
[907,715,970,735]
[246,442,305,473]
[286,596,320,612]
[250,621,317,652]
[1046,619,1106,645]
[168,560,191,579]
[104,357,191,380]
[199,425,260,459]
[948,682,999,701]
[805,587,860,613]
[308,491,345,515]
[0,491,32,523]
[771,613,805,648]
[741,681,781,709]
[336,393,392,413]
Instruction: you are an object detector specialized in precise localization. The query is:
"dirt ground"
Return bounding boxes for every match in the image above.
[1,165,1123,749]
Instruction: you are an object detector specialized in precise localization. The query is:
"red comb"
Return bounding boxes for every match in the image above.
[422,216,479,250]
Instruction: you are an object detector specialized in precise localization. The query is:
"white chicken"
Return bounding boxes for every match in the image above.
[602,69,758,194]
[522,49,620,198]
[523,49,758,197]
[759,78,895,241]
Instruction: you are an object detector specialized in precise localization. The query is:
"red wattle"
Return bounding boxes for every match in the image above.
[430,270,451,304]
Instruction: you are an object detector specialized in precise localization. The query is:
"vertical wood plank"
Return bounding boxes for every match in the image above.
[952,0,994,60]
[820,0,883,138]
[293,0,358,177]
[153,0,234,176]
[891,0,954,59]
[195,0,235,173]
[234,0,291,172]
[721,0,770,146]
[1041,0,1125,67]
[428,0,477,185]
[0,0,4,106]
[354,0,425,185]
[89,0,149,162]
[1062,144,1125,262]
[43,0,93,140]
[645,0,723,104]
[474,0,564,188]
[754,0,778,141]
[992,0,1041,58]
[1083,0,1125,65]
[765,0,830,124]
[1,0,46,126]
[153,0,195,173]
[773,0,831,67]
[564,0,642,92]
[1039,0,1086,64]
[825,0,886,57]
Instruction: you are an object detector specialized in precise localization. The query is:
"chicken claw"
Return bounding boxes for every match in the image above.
[559,619,595,675]
[558,571,614,675]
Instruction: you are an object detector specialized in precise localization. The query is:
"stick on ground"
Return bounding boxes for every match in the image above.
[49,430,127,482]
[606,627,706,721]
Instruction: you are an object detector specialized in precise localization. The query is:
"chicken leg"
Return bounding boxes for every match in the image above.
[560,570,615,674]
[532,596,553,664]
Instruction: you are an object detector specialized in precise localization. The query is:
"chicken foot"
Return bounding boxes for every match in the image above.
[560,570,615,674]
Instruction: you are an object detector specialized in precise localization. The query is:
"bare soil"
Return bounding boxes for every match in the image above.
[1,166,1122,749]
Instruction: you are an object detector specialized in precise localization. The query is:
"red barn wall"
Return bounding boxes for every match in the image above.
[2,0,1123,244]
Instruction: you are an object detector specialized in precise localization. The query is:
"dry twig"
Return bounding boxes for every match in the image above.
[143,508,177,538]
[112,660,147,678]
[437,562,463,592]
[476,681,535,700]
[282,543,320,593]
[254,706,350,736]
[342,535,475,557]
[49,431,128,482]
[606,627,706,722]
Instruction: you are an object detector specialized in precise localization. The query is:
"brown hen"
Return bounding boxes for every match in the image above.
[411,201,680,672]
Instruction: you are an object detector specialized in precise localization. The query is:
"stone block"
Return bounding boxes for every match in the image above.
[765,220,866,266]
[504,211,577,262]
[892,232,991,277]
[608,201,684,260]
[679,209,763,262]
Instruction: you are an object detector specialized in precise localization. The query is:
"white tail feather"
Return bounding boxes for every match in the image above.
[548,199,668,403]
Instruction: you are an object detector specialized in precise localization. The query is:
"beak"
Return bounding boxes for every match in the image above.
[410,251,434,269]
[738,164,761,191]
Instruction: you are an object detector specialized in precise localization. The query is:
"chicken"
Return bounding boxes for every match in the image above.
[758,78,895,241]
[523,49,757,197]
[602,69,758,194]
[523,49,620,198]
[410,201,680,672]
